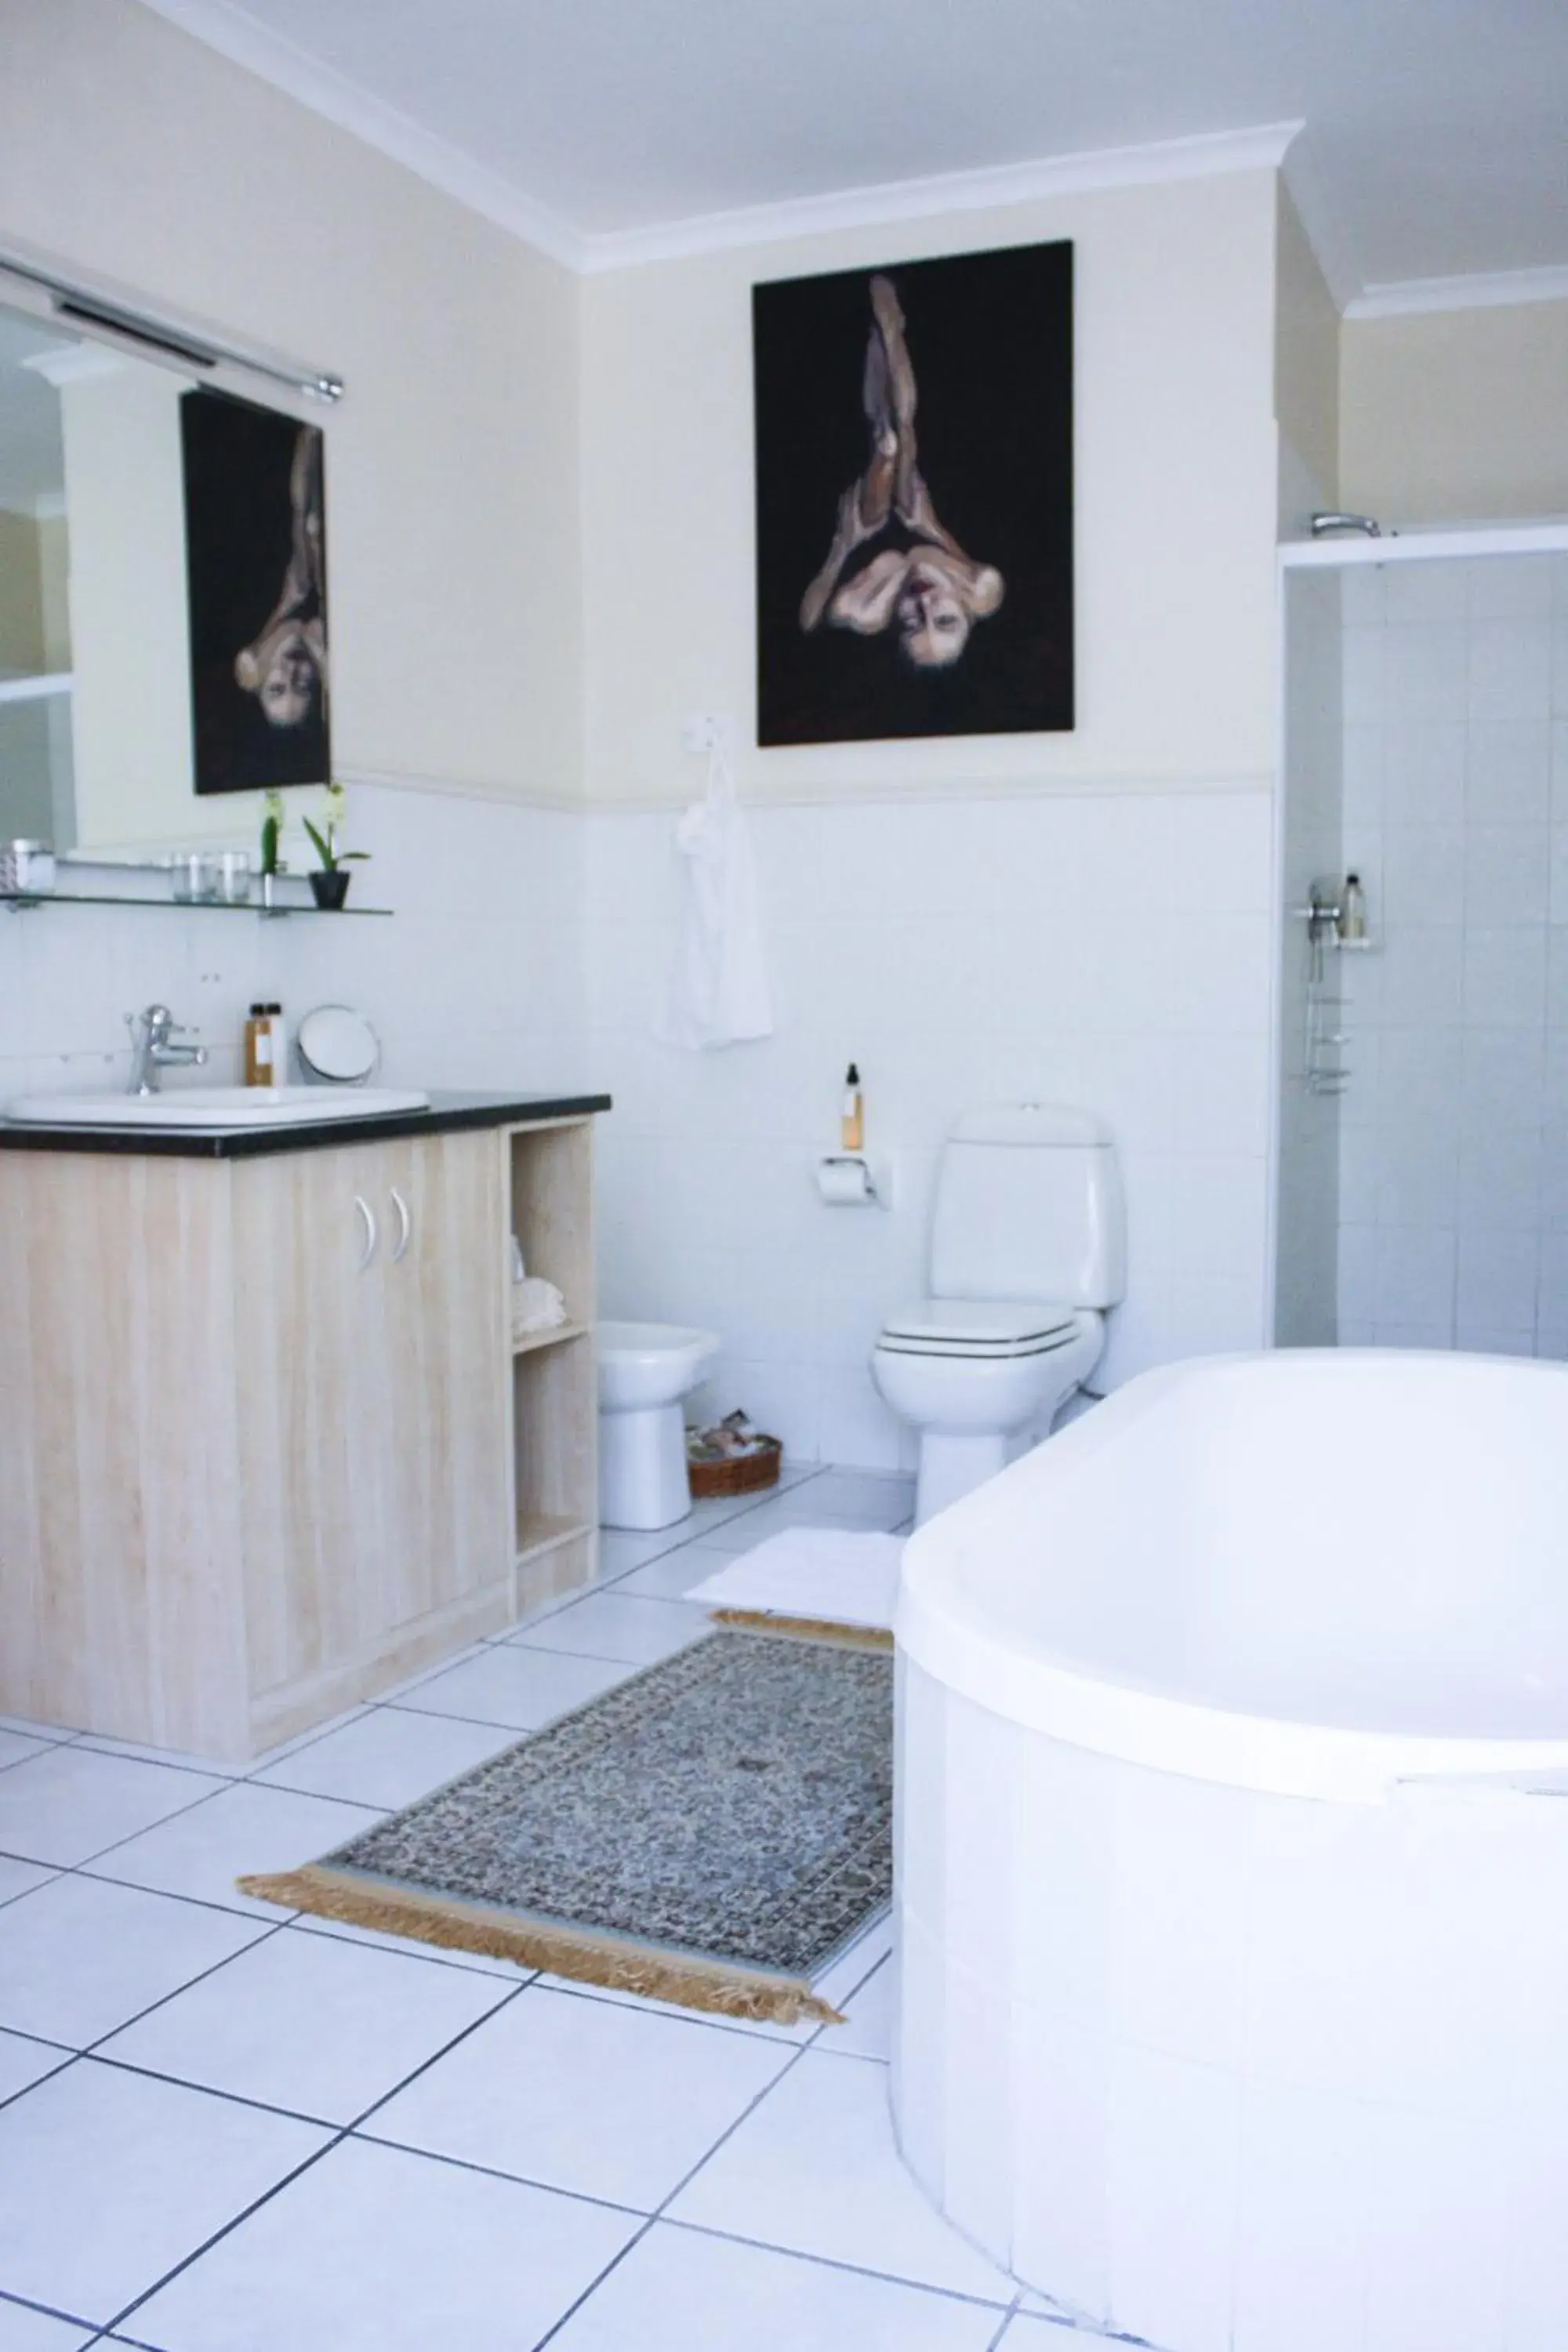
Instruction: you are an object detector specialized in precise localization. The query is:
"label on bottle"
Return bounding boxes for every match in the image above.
[256,1030,272,1069]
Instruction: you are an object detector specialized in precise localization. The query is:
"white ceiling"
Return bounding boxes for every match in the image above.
[140,0,1568,299]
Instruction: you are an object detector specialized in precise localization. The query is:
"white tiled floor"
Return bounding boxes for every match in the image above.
[0,1464,1092,2349]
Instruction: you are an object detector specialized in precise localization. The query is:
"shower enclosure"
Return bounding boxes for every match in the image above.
[1272,522,1568,1354]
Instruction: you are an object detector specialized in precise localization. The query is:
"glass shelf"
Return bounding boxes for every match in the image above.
[2,891,391,917]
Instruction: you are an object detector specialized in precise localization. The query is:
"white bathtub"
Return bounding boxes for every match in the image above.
[893,1351,1568,2352]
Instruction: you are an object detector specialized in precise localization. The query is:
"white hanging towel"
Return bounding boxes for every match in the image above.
[658,739,774,1050]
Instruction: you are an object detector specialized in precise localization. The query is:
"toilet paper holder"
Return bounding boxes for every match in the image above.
[815,1152,894,1208]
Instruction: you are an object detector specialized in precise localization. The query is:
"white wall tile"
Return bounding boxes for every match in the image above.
[1467,554,1555,621]
[1336,565,1566,1355]
[1379,826,1464,927]
[1011,2005,1111,2316]
[1456,1227,1541,1331]
[1382,722,1466,825]
[1341,629,1385,725]
[1459,1025,1546,1134]
[590,792,1274,1464]
[1232,2083,1370,2352]
[1457,1126,1543,1232]
[1341,725,1384,831]
[1377,928,1463,1027]
[1106,2042,1239,2352]
[1469,616,1552,724]
[1466,720,1552,823]
[1386,623,1469,725]
[1386,561,1467,626]
[1374,1226,1456,1329]
[1464,825,1551,925]
[1550,834,1568,926]
[1464,927,1548,1027]
[1361,2107,1509,2352]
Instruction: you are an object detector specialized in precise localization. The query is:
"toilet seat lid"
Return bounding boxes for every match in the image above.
[879,1298,1076,1352]
[597,1319,719,1363]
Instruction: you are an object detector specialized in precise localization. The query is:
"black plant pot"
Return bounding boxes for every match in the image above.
[309,869,351,911]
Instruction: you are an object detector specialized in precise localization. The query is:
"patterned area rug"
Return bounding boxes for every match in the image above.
[241,1628,893,2024]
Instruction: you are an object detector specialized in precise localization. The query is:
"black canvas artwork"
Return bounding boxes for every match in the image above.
[181,387,330,794]
[753,240,1073,747]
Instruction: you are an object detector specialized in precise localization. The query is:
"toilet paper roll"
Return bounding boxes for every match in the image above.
[817,1156,873,1206]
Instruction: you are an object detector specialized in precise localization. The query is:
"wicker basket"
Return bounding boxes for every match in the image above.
[686,1433,783,1500]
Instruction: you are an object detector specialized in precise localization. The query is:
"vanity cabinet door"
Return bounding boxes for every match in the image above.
[379,1130,509,1627]
[234,1140,397,1698]
[233,1131,509,1708]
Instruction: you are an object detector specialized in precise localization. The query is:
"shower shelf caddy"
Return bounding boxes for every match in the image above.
[1290,882,1376,1097]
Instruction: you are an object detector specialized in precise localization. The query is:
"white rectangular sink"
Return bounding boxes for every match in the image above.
[5,1084,431,1129]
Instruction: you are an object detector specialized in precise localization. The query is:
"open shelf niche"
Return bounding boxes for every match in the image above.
[506,1116,598,1615]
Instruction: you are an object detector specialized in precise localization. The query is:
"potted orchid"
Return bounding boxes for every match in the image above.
[258,789,286,909]
[302,783,370,909]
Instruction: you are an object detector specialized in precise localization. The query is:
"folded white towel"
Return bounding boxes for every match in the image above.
[684,1528,903,1632]
[514,1276,567,1332]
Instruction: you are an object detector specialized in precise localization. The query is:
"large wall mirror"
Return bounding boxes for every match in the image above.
[0,294,331,862]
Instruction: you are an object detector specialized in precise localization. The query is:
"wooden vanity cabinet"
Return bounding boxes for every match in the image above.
[0,1115,599,1761]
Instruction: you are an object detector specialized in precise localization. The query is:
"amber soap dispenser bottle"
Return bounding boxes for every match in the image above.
[840,1063,864,1152]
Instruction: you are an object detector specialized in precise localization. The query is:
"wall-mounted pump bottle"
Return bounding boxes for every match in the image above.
[1339,874,1367,942]
[244,1002,285,1087]
[840,1063,864,1152]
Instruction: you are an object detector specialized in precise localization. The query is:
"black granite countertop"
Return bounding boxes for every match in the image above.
[0,1090,612,1160]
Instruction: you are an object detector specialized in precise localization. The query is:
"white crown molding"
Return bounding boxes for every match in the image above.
[133,0,589,270]
[579,123,1303,274]
[130,5,1300,275]
[1345,263,1568,320]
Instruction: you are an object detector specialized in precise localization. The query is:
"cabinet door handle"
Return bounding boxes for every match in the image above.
[353,1193,378,1271]
[390,1187,411,1263]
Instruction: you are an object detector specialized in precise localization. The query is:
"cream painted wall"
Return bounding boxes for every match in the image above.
[580,168,1282,804]
[0,0,583,812]
[37,512,69,670]
[0,503,44,671]
[1341,300,1568,528]
[579,166,1288,1457]
[1274,181,1338,531]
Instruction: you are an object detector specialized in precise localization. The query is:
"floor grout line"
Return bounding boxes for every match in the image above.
[656,2211,1021,2314]
[0,2045,78,2120]
[347,2122,653,2221]
[75,1916,291,2061]
[0,2285,106,2339]
[0,1465,931,2344]
[97,1978,538,2341]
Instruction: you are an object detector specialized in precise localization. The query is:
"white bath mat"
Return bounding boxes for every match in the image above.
[684,1528,902,1646]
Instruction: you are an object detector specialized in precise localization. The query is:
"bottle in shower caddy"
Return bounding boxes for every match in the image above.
[1339,874,1367,943]
[840,1063,864,1152]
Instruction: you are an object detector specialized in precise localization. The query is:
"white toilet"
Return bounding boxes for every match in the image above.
[597,1320,720,1531]
[870,1104,1126,1525]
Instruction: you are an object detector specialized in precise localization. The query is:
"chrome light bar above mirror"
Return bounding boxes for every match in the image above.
[0,245,343,405]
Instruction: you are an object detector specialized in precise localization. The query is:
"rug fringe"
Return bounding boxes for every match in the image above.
[709,1607,894,1651]
[237,1866,847,2025]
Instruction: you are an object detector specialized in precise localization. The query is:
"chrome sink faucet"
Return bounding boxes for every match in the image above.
[125,1003,208,1096]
